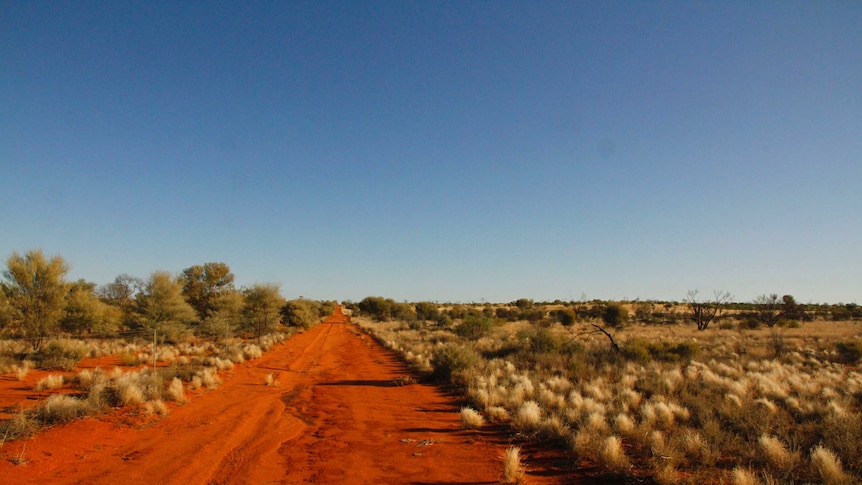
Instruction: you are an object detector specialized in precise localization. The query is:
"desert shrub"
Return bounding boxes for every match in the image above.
[518,327,561,354]
[460,406,484,429]
[602,303,628,328]
[501,446,525,484]
[281,299,321,329]
[835,340,862,363]
[430,343,479,384]
[414,302,440,322]
[264,373,279,387]
[37,394,94,424]
[32,339,89,370]
[453,315,494,340]
[35,374,65,391]
[622,339,699,362]
[0,411,39,443]
[242,344,262,360]
[165,377,186,402]
[598,435,632,474]
[810,445,852,485]
[553,308,576,326]
[512,400,542,433]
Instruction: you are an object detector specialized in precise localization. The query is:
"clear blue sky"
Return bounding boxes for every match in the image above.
[2,1,860,304]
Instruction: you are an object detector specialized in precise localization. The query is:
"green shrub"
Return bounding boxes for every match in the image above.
[453,315,494,340]
[430,343,479,384]
[602,303,628,328]
[518,328,561,354]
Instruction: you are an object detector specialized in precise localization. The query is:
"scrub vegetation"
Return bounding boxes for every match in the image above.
[0,249,334,444]
[353,296,862,483]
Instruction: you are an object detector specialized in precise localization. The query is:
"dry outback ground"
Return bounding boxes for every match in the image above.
[0,312,568,484]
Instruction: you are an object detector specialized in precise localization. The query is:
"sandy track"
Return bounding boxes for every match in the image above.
[0,322,566,484]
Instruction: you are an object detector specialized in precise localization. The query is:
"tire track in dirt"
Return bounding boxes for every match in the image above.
[0,321,567,484]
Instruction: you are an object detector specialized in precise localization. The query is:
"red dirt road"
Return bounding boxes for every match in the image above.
[0,321,567,484]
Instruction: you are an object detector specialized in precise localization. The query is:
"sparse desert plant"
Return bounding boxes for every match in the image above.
[264,373,279,387]
[110,373,145,406]
[654,463,681,485]
[14,361,32,380]
[144,399,169,417]
[0,411,39,444]
[165,377,186,402]
[32,339,90,370]
[35,374,64,391]
[810,445,852,485]
[430,343,479,384]
[758,434,798,476]
[37,394,94,424]
[599,435,631,474]
[197,367,222,389]
[460,406,484,429]
[732,466,761,485]
[513,400,542,434]
[501,445,524,484]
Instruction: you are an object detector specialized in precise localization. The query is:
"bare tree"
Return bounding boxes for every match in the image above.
[685,289,732,331]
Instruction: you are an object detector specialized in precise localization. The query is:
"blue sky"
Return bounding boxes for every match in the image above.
[2,1,860,304]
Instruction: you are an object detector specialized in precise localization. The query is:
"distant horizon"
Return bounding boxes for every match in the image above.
[3,3,859,306]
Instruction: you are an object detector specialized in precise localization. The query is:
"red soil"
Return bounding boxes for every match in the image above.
[0,319,572,484]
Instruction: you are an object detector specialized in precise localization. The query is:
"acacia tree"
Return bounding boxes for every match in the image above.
[133,271,197,342]
[243,283,285,344]
[61,279,121,335]
[181,262,235,321]
[753,293,783,328]
[685,289,732,331]
[98,273,143,311]
[1,249,70,349]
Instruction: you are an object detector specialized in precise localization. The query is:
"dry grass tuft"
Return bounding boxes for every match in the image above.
[264,373,280,387]
[599,435,631,474]
[460,406,485,429]
[732,466,761,485]
[165,377,186,402]
[810,445,852,485]
[35,374,64,391]
[501,445,525,484]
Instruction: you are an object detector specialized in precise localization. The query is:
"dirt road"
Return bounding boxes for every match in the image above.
[0,321,565,484]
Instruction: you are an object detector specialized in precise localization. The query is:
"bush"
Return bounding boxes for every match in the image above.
[453,315,494,340]
[602,303,628,328]
[32,339,89,370]
[37,394,94,424]
[621,339,699,362]
[430,343,479,384]
[835,340,862,363]
[518,328,561,354]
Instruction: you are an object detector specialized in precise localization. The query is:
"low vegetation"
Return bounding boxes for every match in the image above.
[354,297,862,483]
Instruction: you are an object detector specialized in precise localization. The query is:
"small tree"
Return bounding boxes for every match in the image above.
[181,262,235,321]
[133,271,197,342]
[753,293,783,328]
[61,279,121,335]
[243,283,285,344]
[2,249,70,349]
[685,290,732,331]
